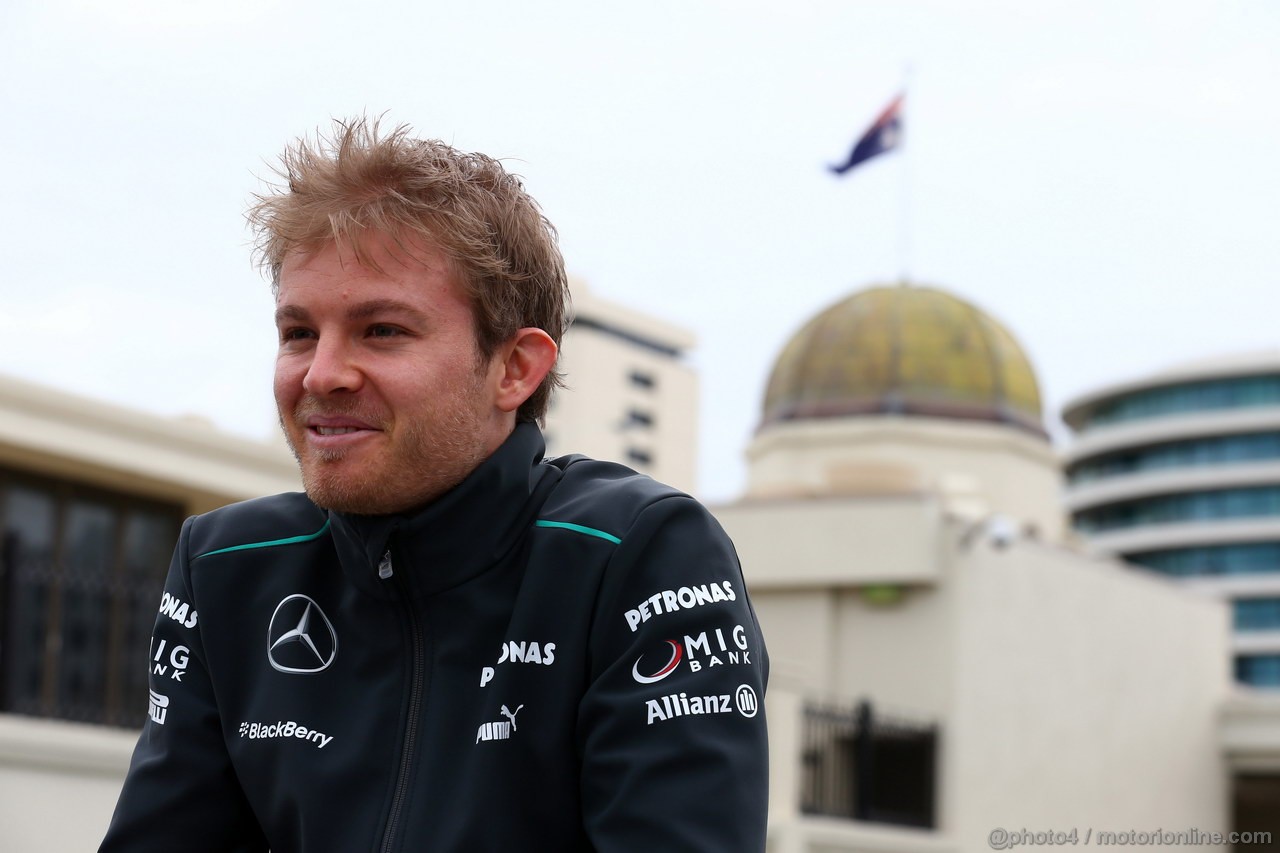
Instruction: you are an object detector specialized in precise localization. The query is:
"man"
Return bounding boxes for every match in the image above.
[100,118,769,852]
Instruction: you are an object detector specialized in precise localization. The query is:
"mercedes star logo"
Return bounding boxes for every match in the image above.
[267,594,338,674]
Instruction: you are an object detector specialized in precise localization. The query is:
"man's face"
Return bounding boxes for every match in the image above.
[273,236,506,515]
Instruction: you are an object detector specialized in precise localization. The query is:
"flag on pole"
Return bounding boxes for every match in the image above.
[829,94,904,176]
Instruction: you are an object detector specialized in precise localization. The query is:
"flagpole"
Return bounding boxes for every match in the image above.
[899,65,913,287]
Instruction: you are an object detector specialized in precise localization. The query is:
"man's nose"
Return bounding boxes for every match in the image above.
[302,336,364,395]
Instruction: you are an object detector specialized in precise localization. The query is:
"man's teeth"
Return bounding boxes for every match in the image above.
[315,426,361,436]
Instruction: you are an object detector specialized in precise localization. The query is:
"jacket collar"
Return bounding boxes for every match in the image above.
[328,422,558,598]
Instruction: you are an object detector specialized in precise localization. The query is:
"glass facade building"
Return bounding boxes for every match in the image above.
[1063,355,1280,689]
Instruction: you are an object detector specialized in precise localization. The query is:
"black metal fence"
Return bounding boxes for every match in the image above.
[800,698,939,828]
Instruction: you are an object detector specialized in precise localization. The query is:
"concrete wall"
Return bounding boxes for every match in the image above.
[949,536,1231,851]
[831,585,955,720]
[751,589,840,691]
[745,416,1065,543]
[715,495,943,588]
[0,715,133,851]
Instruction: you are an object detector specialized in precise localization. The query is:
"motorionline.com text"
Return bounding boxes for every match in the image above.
[988,827,1272,848]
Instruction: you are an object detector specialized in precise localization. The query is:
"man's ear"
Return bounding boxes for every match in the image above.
[491,328,558,414]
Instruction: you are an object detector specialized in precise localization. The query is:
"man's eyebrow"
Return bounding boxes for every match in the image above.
[275,304,310,326]
[346,299,431,325]
[273,300,432,326]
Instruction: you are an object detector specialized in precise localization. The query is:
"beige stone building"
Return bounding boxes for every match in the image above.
[544,279,698,495]
[0,374,300,851]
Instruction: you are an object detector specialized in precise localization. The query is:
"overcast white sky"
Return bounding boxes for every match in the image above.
[2,0,1277,502]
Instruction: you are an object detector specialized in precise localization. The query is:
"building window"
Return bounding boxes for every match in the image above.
[626,409,655,429]
[1130,543,1280,577]
[1073,486,1280,533]
[628,369,656,390]
[1236,599,1280,632]
[1236,654,1280,688]
[1085,374,1280,430]
[1067,432,1280,485]
[626,447,653,467]
[0,469,181,727]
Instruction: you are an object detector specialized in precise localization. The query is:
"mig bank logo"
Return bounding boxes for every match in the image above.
[631,625,754,685]
[267,595,338,674]
[632,640,683,684]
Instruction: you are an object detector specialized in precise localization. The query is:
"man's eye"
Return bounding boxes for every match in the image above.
[279,328,314,343]
[368,325,404,338]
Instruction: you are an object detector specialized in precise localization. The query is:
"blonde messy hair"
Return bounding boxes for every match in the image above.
[248,116,569,423]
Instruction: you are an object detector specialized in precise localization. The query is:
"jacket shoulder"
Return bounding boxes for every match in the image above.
[185,492,328,562]
[537,455,687,543]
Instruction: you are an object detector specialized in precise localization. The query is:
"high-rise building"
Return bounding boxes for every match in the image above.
[543,279,697,494]
[1062,351,1280,689]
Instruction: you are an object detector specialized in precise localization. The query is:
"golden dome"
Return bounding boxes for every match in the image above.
[762,284,1045,438]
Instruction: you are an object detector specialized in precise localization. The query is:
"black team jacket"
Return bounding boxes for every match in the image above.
[100,423,769,852]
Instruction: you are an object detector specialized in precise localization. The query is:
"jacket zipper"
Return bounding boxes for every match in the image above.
[378,547,427,853]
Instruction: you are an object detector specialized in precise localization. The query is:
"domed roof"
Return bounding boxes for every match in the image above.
[762,284,1045,438]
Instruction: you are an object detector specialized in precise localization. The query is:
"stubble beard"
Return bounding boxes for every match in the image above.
[281,383,490,516]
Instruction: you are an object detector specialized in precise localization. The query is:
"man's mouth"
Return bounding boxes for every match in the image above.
[301,414,383,441]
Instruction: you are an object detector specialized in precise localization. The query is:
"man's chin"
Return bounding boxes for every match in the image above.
[300,465,433,516]
[303,483,395,516]
[299,463,385,515]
